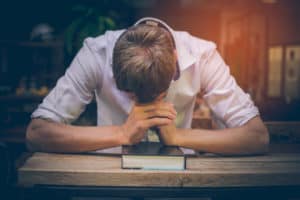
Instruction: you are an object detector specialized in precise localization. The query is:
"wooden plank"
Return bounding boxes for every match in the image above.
[187,158,300,172]
[269,143,300,153]
[265,121,300,143]
[189,152,300,163]
[20,153,121,171]
[20,152,300,172]
[18,167,300,187]
[18,152,300,187]
[265,121,300,128]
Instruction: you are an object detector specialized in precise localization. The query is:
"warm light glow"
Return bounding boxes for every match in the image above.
[261,0,277,4]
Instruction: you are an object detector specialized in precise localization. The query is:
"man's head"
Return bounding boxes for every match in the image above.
[112,23,177,104]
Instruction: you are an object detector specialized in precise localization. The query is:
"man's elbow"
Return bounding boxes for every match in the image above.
[26,119,45,152]
[243,117,270,155]
[253,124,270,154]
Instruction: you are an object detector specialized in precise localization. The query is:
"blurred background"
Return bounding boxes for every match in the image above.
[0,1,300,198]
[0,0,299,147]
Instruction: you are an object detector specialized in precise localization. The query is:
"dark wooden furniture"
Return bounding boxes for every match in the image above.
[17,143,300,199]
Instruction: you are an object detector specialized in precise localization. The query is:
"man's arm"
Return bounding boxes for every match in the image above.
[27,102,176,153]
[158,116,269,155]
[26,118,123,153]
[157,41,269,155]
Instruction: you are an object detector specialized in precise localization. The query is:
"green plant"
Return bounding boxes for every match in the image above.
[64,1,134,57]
[65,5,116,56]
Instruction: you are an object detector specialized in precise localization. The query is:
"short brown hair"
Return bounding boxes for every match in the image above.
[112,24,176,103]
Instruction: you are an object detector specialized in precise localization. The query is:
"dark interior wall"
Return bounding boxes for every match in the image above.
[262,0,300,120]
[0,1,73,40]
[267,1,300,45]
[0,0,299,122]
[0,0,136,40]
[135,0,221,45]
[0,0,137,101]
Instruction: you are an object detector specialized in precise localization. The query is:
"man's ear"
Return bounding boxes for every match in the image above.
[173,50,180,81]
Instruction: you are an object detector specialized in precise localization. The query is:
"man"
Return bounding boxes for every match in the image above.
[26,17,269,155]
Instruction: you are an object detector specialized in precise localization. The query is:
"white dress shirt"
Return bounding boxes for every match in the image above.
[32,18,259,129]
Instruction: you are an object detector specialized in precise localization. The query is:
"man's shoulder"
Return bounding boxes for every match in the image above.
[83,29,125,52]
[174,31,216,55]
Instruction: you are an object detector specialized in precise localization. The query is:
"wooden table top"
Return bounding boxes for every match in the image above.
[18,144,300,188]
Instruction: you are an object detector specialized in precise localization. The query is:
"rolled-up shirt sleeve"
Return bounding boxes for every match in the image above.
[200,49,259,128]
[31,40,102,123]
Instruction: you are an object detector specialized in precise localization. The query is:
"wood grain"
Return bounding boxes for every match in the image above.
[18,147,300,188]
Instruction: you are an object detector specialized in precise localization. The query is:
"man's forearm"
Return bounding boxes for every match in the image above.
[161,117,269,155]
[27,101,176,153]
[177,127,268,155]
[26,118,123,153]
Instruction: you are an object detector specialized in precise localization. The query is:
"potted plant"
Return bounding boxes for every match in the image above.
[64,1,134,57]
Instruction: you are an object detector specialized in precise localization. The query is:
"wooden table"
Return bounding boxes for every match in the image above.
[17,144,300,199]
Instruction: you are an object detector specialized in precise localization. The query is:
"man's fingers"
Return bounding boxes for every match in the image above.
[143,117,173,128]
[133,103,177,120]
[145,110,176,120]
[138,102,177,115]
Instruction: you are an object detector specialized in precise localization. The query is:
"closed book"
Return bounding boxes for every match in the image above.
[122,142,186,170]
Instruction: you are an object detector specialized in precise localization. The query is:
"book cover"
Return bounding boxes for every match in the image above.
[122,142,186,170]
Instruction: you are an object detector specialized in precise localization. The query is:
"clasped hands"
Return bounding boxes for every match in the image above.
[119,100,179,146]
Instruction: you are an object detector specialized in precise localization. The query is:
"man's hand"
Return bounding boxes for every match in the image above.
[119,102,177,145]
[158,123,180,146]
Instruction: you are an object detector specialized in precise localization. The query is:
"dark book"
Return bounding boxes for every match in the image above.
[121,142,186,170]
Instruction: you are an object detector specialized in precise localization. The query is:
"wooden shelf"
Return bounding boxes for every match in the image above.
[0,40,63,48]
[0,95,45,102]
[0,126,26,143]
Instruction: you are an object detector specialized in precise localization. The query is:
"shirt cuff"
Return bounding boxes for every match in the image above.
[31,106,65,123]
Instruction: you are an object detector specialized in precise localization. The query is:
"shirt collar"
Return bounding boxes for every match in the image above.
[134,17,196,73]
